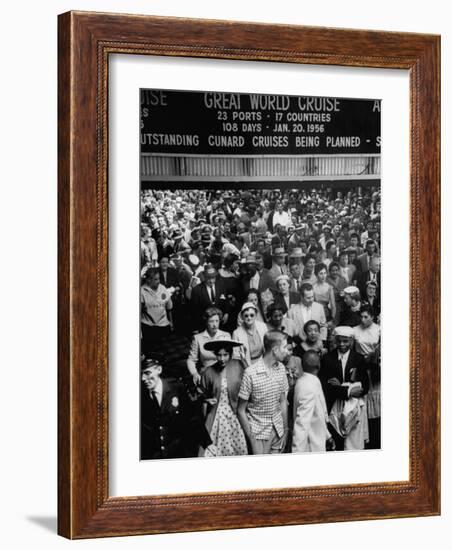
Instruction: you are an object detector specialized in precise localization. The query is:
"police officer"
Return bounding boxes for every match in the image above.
[140,357,212,459]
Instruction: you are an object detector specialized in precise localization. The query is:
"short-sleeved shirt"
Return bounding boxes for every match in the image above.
[239,358,289,440]
[141,284,172,327]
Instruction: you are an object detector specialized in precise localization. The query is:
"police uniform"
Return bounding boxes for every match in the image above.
[141,378,211,459]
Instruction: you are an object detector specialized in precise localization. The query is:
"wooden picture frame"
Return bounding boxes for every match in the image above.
[58,11,440,539]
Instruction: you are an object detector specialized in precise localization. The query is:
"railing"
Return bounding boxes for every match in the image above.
[141,154,381,181]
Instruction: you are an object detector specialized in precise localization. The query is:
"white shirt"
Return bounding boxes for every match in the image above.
[339,266,351,282]
[337,349,351,380]
[299,303,313,326]
[249,271,260,290]
[207,284,216,302]
[283,294,290,311]
[273,210,291,228]
[291,278,302,293]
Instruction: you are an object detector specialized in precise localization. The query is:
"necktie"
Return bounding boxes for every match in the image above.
[210,286,215,303]
[150,390,160,408]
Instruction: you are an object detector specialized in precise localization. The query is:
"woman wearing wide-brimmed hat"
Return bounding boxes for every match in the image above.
[200,338,248,457]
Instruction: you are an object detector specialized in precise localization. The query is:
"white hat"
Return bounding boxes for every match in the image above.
[275,274,290,286]
[188,254,200,267]
[343,285,360,295]
[334,326,354,338]
[240,301,258,314]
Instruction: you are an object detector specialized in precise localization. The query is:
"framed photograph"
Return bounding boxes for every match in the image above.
[58,11,440,538]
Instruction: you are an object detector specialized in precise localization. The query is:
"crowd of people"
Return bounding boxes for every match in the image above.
[140,185,381,460]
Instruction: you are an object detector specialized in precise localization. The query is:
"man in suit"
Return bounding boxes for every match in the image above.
[254,253,274,292]
[189,264,229,331]
[357,255,381,299]
[140,357,212,459]
[319,326,369,451]
[289,261,304,294]
[287,283,327,342]
[267,247,289,289]
[357,239,378,272]
[292,351,335,453]
[241,254,273,296]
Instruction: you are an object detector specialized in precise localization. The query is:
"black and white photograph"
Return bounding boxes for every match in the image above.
[140,88,381,460]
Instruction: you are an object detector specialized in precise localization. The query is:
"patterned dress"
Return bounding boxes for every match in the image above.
[210,374,248,456]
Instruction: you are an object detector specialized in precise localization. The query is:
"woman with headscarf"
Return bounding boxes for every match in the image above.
[237,288,266,325]
[233,302,268,368]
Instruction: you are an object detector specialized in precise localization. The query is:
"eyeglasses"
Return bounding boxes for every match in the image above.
[243,314,256,319]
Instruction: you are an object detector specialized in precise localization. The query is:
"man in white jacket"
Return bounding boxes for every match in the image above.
[292,350,335,453]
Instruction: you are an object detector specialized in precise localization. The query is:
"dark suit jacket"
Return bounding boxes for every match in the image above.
[319,349,369,413]
[248,245,272,269]
[190,280,228,330]
[159,267,179,289]
[140,378,211,460]
[357,253,378,273]
[357,270,381,300]
[339,305,362,327]
[272,291,300,315]
[241,268,273,296]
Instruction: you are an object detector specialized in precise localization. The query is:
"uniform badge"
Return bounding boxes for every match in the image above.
[171,397,179,408]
